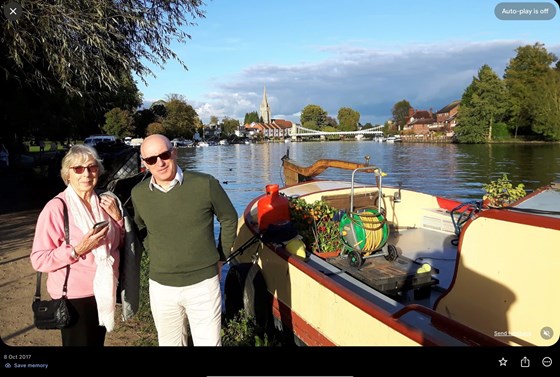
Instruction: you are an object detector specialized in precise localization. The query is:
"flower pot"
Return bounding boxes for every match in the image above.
[312,249,342,259]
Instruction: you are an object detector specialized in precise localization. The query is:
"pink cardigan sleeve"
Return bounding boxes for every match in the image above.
[30,197,76,272]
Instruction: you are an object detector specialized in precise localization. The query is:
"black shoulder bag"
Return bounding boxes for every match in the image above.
[32,197,72,330]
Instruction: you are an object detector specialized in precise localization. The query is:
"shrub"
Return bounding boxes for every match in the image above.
[482,174,526,207]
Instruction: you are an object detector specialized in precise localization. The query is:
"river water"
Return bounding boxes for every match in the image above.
[176,141,560,219]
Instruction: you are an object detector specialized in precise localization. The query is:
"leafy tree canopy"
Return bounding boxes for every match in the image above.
[243,112,259,124]
[103,108,134,139]
[337,107,360,132]
[1,0,206,97]
[300,104,327,128]
[392,100,411,128]
[163,94,199,139]
[222,117,240,136]
[504,43,560,140]
[455,64,508,143]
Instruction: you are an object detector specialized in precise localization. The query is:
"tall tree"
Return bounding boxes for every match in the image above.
[1,0,206,97]
[163,94,199,139]
[133,109,156,138]
[337,107,360,132]
[300,105,327,129]
[243,112,259,124]
[504,43,558,138]
[392,100,411,129]
[103,108,134,138]
[209,115,219,126]
[221,117,240,136]
[456,65,508,143]
[531,67,560,140]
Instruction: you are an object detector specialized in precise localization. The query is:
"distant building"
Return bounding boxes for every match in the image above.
[435,100,460,134]
[244,86,293,139]
[260,85,271,124]
[244,120,293,139]
[403,108,436,135]
[401,100,460,137]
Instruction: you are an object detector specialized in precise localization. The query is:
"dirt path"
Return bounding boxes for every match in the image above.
[0,169,143,348]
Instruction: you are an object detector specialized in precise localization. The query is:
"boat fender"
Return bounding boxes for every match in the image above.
[285,237,307,259]
[224,263,272,333]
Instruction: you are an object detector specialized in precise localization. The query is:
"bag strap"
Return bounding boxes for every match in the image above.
[34,197,70,301]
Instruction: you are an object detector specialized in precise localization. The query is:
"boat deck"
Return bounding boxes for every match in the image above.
[314,225,458,309]
[326,253,436,297]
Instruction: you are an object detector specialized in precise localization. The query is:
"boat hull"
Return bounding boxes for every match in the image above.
[226,162,560,347]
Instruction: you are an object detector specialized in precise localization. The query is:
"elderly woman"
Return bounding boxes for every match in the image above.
[31,145,124,346]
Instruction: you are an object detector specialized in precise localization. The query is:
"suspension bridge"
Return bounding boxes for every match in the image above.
[289,124,384,138]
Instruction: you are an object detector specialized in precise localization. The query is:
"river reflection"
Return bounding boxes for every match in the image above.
[176,141,560,219]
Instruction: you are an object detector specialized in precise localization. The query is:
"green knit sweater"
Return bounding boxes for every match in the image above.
[131,171,238,287]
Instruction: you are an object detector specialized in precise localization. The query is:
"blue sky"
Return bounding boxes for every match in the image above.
[136,0,560,125]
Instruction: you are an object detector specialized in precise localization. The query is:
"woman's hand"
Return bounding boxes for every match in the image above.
[99,195,122,222]
[73,225,109,258]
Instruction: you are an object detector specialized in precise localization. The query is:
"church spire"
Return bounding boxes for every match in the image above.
[260,84,271,124]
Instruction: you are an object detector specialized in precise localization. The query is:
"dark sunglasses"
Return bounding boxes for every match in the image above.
[71,165,99,174]
[142,149,173,165]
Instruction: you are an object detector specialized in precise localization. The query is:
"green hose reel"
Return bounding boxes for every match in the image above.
[339,209,389,253]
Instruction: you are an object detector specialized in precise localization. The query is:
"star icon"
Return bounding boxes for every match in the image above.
[499,357,508,366]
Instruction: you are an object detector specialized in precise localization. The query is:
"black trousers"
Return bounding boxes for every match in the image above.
[61,296,106,346]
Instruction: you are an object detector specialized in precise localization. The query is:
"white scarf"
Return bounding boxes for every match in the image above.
[65,186,117,332]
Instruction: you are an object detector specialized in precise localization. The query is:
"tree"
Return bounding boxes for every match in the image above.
[300,105,327,129]
[531,68,560,140]
[337,107,360,132]
[243,112,259,124]
[163,94,199,139]
[1,0,206,97]
[392,100,411,129]
[150,100,168,120]
[133,109,156,137]
[146,122,165,136]
[455,65,508,143]
[504,43,558,138]
[209,115,219,126]
[103,108,134,138]
[222,117,240,136]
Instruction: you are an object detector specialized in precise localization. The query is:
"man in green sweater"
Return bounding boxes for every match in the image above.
[131,134,238,346]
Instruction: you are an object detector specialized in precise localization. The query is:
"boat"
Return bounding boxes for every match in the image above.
[171,138,194,148]
[224,154,560,346]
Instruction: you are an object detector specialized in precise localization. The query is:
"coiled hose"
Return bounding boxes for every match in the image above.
[340,209,389,253]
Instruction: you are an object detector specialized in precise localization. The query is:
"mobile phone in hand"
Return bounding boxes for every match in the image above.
[92,220,109,234]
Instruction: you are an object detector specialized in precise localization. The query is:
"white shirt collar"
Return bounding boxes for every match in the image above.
[149,166,183,192]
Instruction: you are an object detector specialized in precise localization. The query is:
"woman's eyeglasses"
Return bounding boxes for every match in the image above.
[142,150,172,165]
[71,165,99,174]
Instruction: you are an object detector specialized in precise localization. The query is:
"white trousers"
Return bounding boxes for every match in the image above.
[149,276,222,346]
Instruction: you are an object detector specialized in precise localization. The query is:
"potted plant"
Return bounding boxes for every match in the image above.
[289,197,343,258]
[482,174,526,208]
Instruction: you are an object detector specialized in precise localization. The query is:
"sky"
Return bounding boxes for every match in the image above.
[135,0,560,126]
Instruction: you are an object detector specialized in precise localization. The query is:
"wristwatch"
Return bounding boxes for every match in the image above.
[71,247,80,260]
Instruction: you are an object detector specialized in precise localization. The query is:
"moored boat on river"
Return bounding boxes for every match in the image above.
[224,154,560,346]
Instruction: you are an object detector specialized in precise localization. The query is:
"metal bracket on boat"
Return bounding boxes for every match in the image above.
[393,182,402,203]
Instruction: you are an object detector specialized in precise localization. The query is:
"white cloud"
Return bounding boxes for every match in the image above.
[153,40,560,125]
